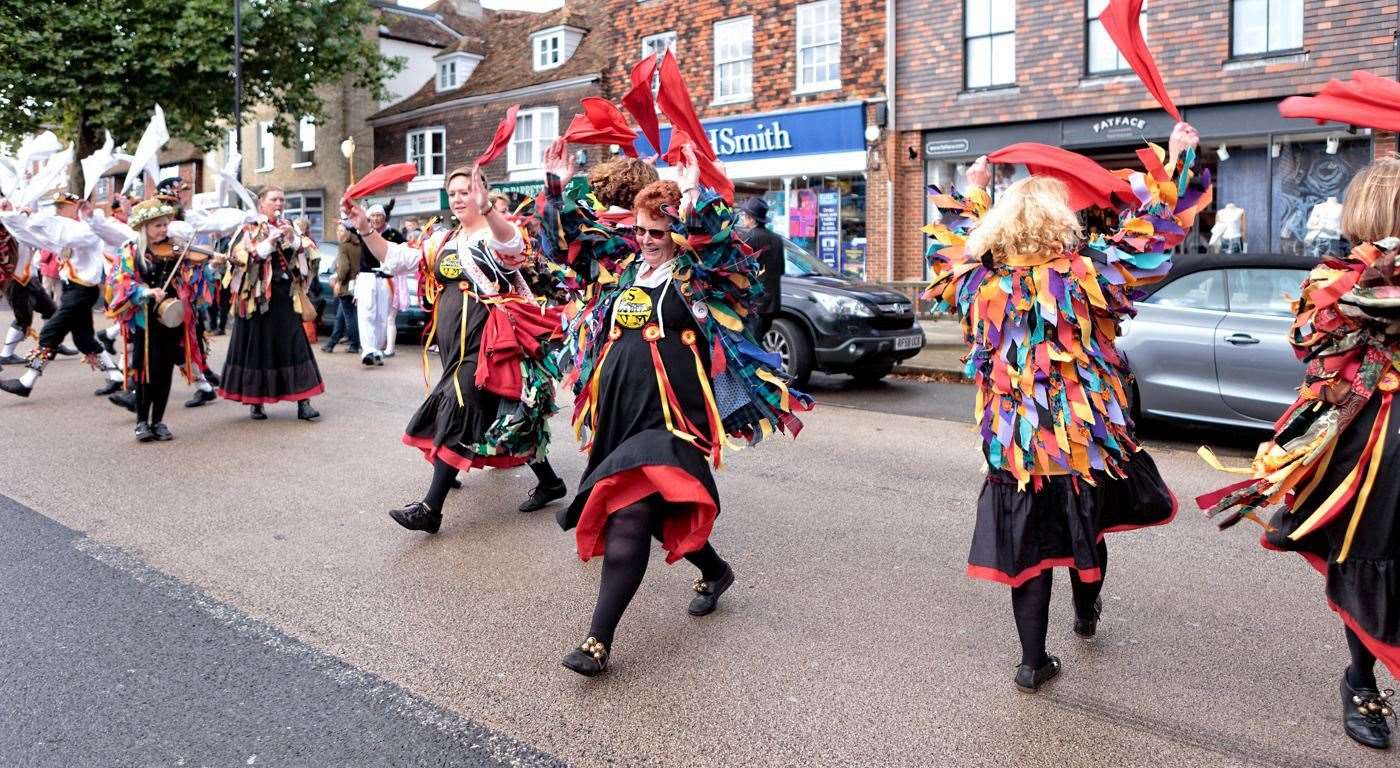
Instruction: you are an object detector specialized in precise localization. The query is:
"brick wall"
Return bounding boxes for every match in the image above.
[897,0,1398,131]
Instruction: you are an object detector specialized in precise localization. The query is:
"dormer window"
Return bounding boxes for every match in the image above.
[531,25,584,72]
[434,52,482,92]
[437,61,458,91]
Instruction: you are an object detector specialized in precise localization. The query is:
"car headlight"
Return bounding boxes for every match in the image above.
[812,292,874,318]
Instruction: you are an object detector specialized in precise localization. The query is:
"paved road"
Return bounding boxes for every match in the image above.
[0,316,1390,767]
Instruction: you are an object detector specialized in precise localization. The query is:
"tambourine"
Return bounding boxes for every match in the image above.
[156,297,185,328]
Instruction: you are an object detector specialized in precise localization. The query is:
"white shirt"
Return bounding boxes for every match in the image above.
[0,210,108,286]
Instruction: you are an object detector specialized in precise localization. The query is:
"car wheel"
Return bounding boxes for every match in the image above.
[763,318,813,387]
[850,363,894,385]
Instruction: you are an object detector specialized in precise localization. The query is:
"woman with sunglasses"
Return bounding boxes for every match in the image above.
[343,164,566,534]
[537,139,810,676]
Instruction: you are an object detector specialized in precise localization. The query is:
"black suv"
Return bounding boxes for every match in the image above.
[762,238,925,385]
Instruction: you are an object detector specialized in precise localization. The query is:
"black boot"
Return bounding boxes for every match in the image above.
[687,566,736,616]
[134,421,155,442]
[202,369,221,388]
[0,353,25,365]
[561,637,609,677]
[0,378,32,398]
[152,423,174,442]
[185,389,217,408]
[94,379,122,396]
[1073,597,1103,640]
[98,332,117,356]
[297,400,320,421]
[109,390,137,413]
[1343,674,1394,749]
[388,501,442,534]
[1014,656,1061,693]
[519,479,567,513]
[250,404,267,420]
[55,344,78,356]
[320,340,336,353]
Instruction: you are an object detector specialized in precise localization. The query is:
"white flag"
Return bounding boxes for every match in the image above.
[80,131,119,201]
[121,104,169,195]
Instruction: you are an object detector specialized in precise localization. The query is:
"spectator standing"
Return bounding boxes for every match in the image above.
[323,223,362,354]
[739,197,785,337]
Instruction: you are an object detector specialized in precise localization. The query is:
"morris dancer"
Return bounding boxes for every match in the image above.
[537,140,810,676]
[343,165,566,533]
[218,186,323,421]
[0,221,61,367]
[922,122,1205,692]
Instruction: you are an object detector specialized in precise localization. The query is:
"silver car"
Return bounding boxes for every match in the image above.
[1118,252,1317,429]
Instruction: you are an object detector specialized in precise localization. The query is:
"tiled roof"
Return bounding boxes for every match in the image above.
[370,3,602,123]
[375,1,470,49]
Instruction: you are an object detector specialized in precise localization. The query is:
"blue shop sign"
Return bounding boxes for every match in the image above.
[633,103,865,163]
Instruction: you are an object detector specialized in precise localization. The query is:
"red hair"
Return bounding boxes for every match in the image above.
[633,180,681,219]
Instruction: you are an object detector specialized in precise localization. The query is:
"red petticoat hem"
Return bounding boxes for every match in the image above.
[401,432,529,473]
[967,561,1104,588]
[218,382,325,405]
[1261,534,1400,678]
[1100,488,1180,535]
[575,465,717,565]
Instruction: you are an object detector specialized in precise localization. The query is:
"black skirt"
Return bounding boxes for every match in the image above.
[1262,393,1400,676]
[967,449,1176,586]
[218,280,324,404]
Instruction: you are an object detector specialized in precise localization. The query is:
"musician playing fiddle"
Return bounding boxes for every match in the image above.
[106,197,216,442]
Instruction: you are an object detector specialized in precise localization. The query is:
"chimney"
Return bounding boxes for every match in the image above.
[443,0,483,18]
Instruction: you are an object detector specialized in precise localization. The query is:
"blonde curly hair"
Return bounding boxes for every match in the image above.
[965,176,1082,261]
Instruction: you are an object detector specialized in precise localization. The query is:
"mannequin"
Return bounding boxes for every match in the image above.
[1210,203,1247,254]
[1304,196,1345,259]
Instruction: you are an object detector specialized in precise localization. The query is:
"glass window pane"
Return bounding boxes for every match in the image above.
[991,33,1015,85]
[1227,268,1307,316]
[966,0,990,37]
[1233,0,1267,55]
[1087,0,1109,17]
[1146,270,1227,311]
[1088,21,1119,73]
[1268,0,1303,50]
[966,36,990,88]
[990,0,1015,33]
[1271,138,1372,254]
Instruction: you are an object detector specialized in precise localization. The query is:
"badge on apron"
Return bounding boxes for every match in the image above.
[614,286,654,329]
[439,251,463,280]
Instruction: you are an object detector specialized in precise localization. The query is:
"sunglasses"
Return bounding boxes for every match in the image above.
[632,225,670,240]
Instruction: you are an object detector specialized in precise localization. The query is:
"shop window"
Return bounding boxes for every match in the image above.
[294,116,315,167]
[1231,0,1302,58]
[509,107,559,171]
[1271,137,1369,255]
[713,17,753,103]
[641,32,676,95]
[256,121,274,172]
[796,0,841,93]
[964,0,1015,90]
[283,191,324,242]
[1086,0,1144,76]
[407,127,446,180]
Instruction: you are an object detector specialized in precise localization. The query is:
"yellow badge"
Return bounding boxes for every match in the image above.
[439,251,463,280]
[614,287,653,329]
[1380,370,1400,393]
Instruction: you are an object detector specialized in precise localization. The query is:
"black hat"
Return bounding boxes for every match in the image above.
[740,196,769,223]
[155,176,187,196]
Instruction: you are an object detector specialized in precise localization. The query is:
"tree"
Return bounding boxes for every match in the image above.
[0,0,397,187]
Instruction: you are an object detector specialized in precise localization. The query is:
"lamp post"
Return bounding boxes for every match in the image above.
[232,0,242,181]
[341,136,356,186]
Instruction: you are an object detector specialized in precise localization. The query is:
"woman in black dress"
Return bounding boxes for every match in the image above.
[344,166,566,534]
[538,141,810,676]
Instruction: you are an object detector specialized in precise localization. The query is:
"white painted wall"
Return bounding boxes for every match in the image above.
[379,38,443,107]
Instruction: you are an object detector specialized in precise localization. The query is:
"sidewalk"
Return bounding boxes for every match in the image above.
[894,318,969,379]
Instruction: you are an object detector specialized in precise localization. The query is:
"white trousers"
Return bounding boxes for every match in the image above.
[354,273,390,355]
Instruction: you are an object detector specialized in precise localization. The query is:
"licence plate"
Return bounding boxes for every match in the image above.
[894,334,923,351]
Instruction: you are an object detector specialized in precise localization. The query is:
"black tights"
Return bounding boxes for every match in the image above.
[1010,542,1108,668]
[530,459,561,486]
[587,497,727,647]
[134,327,180,425]
[421,458,562,514]
[1346,627,1379,690]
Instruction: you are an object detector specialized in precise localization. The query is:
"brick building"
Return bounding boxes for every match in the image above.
[603,0,891,280]
[367,3,611,220]
[881,0,1400,281]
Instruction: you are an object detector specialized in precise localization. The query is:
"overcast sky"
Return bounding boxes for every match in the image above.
[399,0,565,9]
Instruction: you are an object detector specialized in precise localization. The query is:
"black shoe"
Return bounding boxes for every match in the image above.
[320,341,336,353]
[0,353,25,365]
[135,421,155,442]
[250,404,267,420]
[109,390,137,413]
[561,637,609,677]
[347,345,361,354]
[1343,675,1394,749]
[98,332,117,356]
[519,479,567,513]
[185,388,217,408]
[451,477,464,490]
[202,369,221,388]
[94,379,122,397]
[1014,656,1062,693]
[388,501,442,534]
[55,344,78,356]
[688,566,735,617]
[361,352,378,367]
[297,400,320,421]
[1073,597,1103,640]
[152,422,174,442]
[0,378,31,398]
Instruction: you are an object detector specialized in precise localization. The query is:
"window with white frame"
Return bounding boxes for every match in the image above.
[1086,0,1144,75]
[965,0,1016,89]
[407,127,446,179]
[1231,0,1302,57]
[256,121,274,172]
[713,17,753,103]
[796,0,841,92]
[294,116,315,165]
[533,30,563,71]
[437,60,459,91]
[642,31,677,95]
[509,107,558,172]
[283,191,324,240]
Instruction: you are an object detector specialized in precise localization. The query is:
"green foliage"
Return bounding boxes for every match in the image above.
[0,0,397,155]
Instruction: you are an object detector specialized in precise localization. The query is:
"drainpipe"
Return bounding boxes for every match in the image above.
[885,0,896,282]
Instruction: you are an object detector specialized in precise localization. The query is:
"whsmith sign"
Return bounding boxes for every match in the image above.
[634,103,865,163]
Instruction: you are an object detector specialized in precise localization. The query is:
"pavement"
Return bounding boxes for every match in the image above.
[0,309,1394,767]
[895,318,970,379]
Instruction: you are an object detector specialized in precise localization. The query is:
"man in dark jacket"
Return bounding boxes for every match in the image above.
[739,197,784,336]
[322,223,362,353]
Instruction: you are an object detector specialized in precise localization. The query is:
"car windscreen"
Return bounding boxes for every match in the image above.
[783,240,840,277]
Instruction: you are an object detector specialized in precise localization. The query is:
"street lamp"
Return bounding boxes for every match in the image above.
[232,0,242,181]
[341,136,356,185]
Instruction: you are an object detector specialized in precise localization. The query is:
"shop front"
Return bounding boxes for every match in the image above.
[363,187,449,232]
[634,102,871,278]
[921,101,1373,277]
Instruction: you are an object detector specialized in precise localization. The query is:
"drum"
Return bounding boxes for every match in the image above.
[156,297,185,328]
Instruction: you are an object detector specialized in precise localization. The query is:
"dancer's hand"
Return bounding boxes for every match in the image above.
[543,138,575,181]
[966,156,991,189]
[342,200,369,235]
[1168,122,1200,169]
[149,288,166,303]
[677,144,702,193]
[464,166,489,214]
